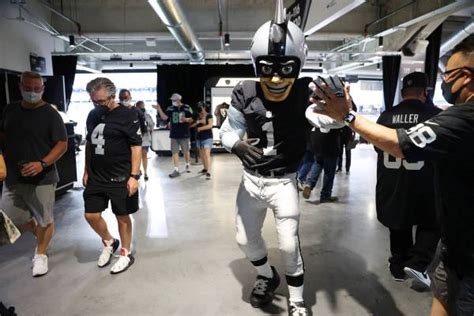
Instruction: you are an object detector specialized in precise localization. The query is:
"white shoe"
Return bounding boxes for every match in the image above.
[289,301,309,316]
[404,267,431,288]
[110,253,135,274]
[97,238,120,268]
[32,254,48,277]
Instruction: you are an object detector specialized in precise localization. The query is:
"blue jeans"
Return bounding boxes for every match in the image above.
[297,144,314,182]
[305,156,338,199]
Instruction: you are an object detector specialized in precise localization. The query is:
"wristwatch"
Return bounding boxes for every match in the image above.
[343,111,357,126]
[39,160,48,170]
[130,174,141,180]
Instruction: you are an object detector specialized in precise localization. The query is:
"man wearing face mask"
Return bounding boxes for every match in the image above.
[219,1,342,315]
[0,71,67,277]
[375,72,441,288]
[119,89,147,138]
[84,78,142,274]
[135,101,154,181]
[312,35,474,316]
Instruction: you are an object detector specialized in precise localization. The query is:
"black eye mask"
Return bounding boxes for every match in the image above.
[256,56,301,78]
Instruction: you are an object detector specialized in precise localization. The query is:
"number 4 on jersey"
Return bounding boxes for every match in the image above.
[91,123,106,155]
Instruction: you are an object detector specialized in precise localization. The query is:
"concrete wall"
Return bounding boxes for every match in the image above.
[0,1,63,75]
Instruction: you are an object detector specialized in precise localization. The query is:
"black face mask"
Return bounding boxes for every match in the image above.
[441,74,464,104]
[139,108,145,113]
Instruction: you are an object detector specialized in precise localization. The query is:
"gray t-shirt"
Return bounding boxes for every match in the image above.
[1,102,67,185]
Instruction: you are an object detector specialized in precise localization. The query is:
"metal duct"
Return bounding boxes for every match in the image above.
[147,0,204,61]
[440,18,474,56]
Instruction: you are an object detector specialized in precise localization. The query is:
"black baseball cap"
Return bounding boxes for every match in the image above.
[402,72,428,90]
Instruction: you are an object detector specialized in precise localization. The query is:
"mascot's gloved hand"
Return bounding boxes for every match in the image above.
[312,75,345,99]
[231,139,264,168]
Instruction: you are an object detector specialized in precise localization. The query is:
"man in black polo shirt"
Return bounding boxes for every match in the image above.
[83,77,141,274]
[313,36,474,316]
[376,72,441,287]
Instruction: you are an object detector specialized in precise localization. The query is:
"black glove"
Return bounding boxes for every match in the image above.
[231,139,264,168]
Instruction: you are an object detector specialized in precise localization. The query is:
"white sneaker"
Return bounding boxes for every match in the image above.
[185,165,191,173]
[32,254,48,277]
[404,267,431,288]
[110,252,135,274]
[97,238,120,268]
[289,301,309,316]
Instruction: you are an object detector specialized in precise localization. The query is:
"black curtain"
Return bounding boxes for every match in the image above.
[382,55,401,111]
[156,64,254,110]
[52,55,78,111]
[425,24,443,98]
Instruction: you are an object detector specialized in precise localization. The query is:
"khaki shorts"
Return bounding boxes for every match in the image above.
[170,138,190,154]
[1,182,56,227]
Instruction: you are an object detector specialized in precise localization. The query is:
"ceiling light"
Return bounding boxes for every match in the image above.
[224,33,230,47]
[69,35,76,47]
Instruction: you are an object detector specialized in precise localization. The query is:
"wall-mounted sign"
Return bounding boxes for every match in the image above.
[287,0,312,30]
[303,0,366,35]
[30,54,46,73]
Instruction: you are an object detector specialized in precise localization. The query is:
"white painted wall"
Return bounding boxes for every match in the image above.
[0,1,62,75]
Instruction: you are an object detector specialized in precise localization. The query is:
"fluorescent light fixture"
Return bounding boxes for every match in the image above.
[76,65,101,74]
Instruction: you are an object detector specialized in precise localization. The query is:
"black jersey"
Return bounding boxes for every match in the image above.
[86,106,141,185]
[397,100,474,276]
[376,100,441,229]
[231,78,312,173]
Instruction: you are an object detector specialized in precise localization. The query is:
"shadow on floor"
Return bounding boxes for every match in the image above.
[229,244,404,316]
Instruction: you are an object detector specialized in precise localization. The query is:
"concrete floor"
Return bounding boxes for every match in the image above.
[0,144,433,315]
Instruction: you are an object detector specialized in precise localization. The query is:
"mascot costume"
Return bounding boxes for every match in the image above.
[220,1,343,315]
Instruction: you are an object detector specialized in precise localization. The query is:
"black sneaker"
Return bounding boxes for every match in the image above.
[199,169,207,174]
[320,196,338,203]
[389,263,406,281]
[289,301,309,316]
[144,175,149,181]
[250,266,281,308]
[205,172,211,180]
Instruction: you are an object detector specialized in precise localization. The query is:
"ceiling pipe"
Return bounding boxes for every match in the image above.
[37,0,114,53]
[147,0,205,61]
[440,17,474,57]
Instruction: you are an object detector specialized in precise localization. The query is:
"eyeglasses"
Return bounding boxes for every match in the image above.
[90,97,110,107]
[442,67,474,81]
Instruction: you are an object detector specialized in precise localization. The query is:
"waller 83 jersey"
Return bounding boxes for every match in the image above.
[86,106,142,184]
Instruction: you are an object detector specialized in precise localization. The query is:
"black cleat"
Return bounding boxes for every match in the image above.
[250,266,281,308]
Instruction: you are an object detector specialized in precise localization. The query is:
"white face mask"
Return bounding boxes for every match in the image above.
[172,101,178,106]
[122,100,131,107]
[21,90,42,103]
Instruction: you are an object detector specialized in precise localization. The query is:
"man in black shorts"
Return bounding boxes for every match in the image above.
[83,77,142,274]
[313,36,474,316]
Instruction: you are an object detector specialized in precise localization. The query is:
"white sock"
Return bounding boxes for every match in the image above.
[255,262,273,278]
[288,284,304,302]
[174,166,179,172]
[103,238,114,247]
